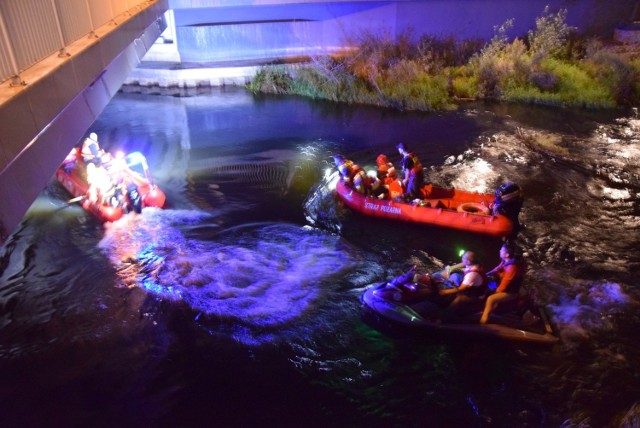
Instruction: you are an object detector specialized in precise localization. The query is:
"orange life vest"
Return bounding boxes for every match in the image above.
[378,163,396,184]
[407,152,422,175]
[340,160,364,181]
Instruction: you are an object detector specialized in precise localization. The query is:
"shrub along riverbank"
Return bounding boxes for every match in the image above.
[247,7,640,112]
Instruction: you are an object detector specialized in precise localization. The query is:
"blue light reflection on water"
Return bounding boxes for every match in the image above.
[549,280,630,341]
[98,209,357,345]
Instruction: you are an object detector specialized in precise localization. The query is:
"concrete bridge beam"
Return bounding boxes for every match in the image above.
[0,0,168,243]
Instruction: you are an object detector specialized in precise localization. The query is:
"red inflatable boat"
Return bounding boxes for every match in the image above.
[335,179,514,237]
[56,147,166,222]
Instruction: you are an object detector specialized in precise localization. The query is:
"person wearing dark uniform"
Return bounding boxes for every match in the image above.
[491,181,524,233]
[397,143,424,200]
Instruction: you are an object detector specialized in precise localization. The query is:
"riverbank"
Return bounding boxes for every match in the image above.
[124,9,640,108]
[122,57,305,95]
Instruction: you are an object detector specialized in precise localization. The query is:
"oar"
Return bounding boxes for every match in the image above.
[51,195,86,213]
[67,195,85,204]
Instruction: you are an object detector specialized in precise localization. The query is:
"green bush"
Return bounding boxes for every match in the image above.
[449,69,479,99]
[630,57,640,102]
[503,58,614,108]
[469,19,517,98]
[527,6,575,58]
[379,62,454,110]
[247,66,293,94]
[587,49,639,106]
[416,35,484,72]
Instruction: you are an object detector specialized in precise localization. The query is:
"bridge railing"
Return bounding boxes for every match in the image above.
[0,0,150,85]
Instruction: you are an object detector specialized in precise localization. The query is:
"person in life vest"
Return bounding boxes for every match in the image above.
[397,143,424,201]
[480,243,526,324]
[86,161,114,204]
[365,170,388,198]
[333,154,368,195]
[82,132,101,164]
[376,154,397,185]
[387,265,435,292]
[439,251,489,315]
[491,181,524,233]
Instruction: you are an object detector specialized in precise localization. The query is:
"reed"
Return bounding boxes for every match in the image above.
[248,7,639,111]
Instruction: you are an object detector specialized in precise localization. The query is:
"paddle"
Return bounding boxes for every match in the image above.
[50,194,87,214]
[67,195,85,204]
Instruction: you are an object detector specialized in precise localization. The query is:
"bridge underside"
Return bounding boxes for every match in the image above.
[0,1,168,242]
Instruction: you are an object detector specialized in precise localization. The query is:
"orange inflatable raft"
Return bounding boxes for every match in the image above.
[335,179,514,238]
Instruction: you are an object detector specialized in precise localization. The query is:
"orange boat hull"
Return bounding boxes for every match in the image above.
[336,180,513,237]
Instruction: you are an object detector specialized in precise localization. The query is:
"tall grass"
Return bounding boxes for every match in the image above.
[502,58,615,108]
[248,7,639,111]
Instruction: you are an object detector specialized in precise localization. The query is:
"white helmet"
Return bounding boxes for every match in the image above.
[89,132,98,141]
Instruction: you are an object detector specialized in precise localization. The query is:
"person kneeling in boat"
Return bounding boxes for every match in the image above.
[479,243,526,324]
[366,170,389,199]
[376,154,397,185]
[439,251,489,316]
[334,154,369,195]
[397,143,424,202]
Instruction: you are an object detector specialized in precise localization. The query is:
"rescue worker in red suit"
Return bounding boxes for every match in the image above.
[397,143,424,200]
[480,243,526,324]
[333,154,368,195]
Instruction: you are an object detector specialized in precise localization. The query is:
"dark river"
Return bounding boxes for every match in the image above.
[1,87,639,427]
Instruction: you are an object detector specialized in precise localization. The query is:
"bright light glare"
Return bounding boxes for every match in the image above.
[126,151,146,166]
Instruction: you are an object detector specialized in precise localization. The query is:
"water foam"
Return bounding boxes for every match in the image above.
[99,209,354,332]
[549,281,630,339]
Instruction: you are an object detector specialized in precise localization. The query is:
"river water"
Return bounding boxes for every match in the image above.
[0,87,638,427]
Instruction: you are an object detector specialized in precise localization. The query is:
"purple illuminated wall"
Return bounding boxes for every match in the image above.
[169,0,636,63]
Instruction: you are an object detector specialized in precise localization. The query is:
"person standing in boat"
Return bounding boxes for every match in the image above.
[397,143,424,201]
[439,251,489,315]
[479,243,526,324]
[333,154,369,195]
[82,132,101,164]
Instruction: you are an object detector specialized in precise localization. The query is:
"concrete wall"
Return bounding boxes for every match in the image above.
[395,0,636,40]
[166,0,636,63]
